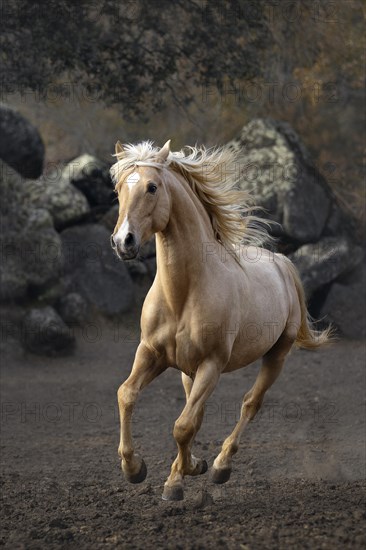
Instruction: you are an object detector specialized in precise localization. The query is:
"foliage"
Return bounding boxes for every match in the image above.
[2,0,274,118]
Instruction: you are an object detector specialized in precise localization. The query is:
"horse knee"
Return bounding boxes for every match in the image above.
[117,382,138,412]
[173,417,194,446]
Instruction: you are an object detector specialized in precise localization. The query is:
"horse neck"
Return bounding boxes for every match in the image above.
[155,171,215,309]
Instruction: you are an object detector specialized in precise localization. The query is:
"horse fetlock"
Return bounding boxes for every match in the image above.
[120,447,134,462]
[230,442,239,456]
[222,437,238,457]
[213,454,231,471]
[188,456,208,476]
[122,456,147,484]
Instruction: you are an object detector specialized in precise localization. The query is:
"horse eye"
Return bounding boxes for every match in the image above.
[147,183,157,194]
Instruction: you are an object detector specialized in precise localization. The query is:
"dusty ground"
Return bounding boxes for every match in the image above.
[0,310,365,549]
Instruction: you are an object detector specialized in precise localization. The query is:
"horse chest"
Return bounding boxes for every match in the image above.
[145,317,205,376]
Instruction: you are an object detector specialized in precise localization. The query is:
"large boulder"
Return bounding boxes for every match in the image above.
[100,204,119,232]
[56,292,89,326]
[289,236,363,297]
[22,306,75,355]
[0,179,63,302]
[0,255,28,302]
[0,226,62,301]
[0,104,45,179]
[22,167,90,230]
[320,262,366,339]
[61,224,134,314]
[228,119,334,244]
[66,154,115,207]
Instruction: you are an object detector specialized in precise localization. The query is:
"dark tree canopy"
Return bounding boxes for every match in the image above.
[1,1,363,120]
[1,0,279,117]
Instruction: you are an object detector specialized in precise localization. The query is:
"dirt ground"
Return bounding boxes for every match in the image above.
[1,308,365,549]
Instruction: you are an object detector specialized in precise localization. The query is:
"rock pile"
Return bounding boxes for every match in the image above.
[0,105,135,356]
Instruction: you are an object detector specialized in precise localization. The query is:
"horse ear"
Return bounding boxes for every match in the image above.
[157,139,171,162]
[115,140,125,158]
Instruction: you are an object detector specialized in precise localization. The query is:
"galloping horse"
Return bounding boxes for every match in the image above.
[110,140,331,501]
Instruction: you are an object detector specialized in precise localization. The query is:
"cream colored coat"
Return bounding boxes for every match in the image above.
[111,140,331,501]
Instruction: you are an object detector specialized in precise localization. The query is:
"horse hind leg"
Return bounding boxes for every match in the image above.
[180,372,208,475]
[210,328,296,484]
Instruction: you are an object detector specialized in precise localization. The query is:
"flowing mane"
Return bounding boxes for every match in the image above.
[110,141,270,249]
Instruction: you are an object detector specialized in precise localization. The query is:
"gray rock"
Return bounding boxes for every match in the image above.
[35,281,65,306]
[67,154,114,207]
[0,255,28,302]
[99,204,119,232]
[140,237,156,259]
[0,225,62,302]
[125,260,149,279]
[23,228,62,288]
[25,208,54,230]
[0,164,62,302]
[22,167,90,229]
[289,236,364,297]
[57,292,88,326]
[320,262,366,339]
[22,306,75,355]
[228,119,332,243]
[144,257,157,279]
[0,161,30,228]
[0,304,26,345]
[0,104,44,179]
[61,224,134,314]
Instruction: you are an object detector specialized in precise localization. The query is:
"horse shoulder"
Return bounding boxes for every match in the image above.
[140,281,176,360]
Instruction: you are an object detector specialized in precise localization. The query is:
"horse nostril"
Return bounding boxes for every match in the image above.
[110,234,116,248]
[124,232,134,247]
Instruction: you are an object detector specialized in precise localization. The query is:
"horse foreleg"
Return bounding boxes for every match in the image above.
[162,361,220,501]
[117,342,165,483]
[211,332,295,484]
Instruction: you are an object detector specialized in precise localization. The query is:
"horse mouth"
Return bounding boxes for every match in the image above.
[114,247,139,261]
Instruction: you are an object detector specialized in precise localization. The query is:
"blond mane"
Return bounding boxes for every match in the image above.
[110,141,271,250]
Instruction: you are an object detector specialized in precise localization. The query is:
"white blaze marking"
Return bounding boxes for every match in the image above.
[115,216,130,245]
[126,171,140,190]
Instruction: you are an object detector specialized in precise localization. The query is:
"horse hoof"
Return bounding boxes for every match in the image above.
[199,459,208,475]
[210,466,232,484]
[162,485,184,501]
[124,459,147,484]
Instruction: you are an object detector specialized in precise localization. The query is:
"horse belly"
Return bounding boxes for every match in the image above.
[223,331,281,372]
[222,293,289,372]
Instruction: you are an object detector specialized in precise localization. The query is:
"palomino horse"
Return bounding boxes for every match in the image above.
[110,140,331,501]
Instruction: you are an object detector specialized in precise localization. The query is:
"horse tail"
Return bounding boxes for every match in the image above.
[283,257,334,349]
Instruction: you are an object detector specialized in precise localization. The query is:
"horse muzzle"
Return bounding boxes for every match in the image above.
[110,233,140,260]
